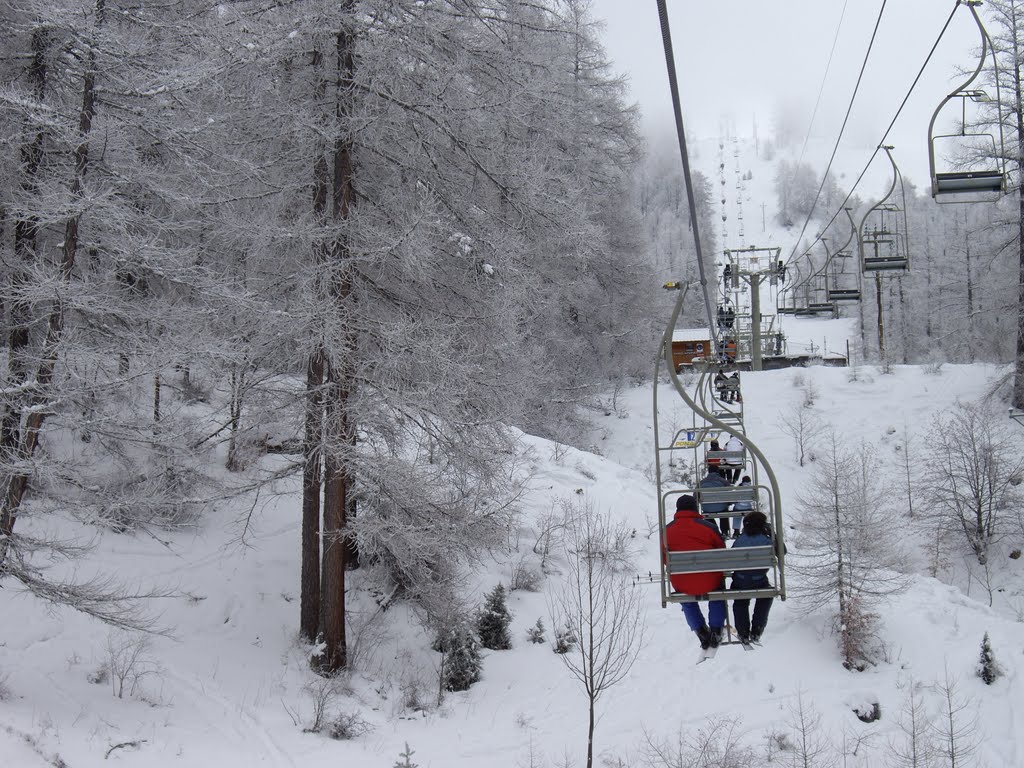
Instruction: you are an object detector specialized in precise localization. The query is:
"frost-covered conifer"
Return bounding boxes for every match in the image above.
[435,626,482,692]
[977,632,1001,685]
[527,618,546,644]
[476,584,512,650]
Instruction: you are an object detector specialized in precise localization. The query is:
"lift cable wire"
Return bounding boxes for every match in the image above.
[655,0,716,339]
[784,0,962,294]
[797,0,851,168]
[785,0,889,269]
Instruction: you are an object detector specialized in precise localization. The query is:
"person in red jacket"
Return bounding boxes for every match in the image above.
[663,494,727,649]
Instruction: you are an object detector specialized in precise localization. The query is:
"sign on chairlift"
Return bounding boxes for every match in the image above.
[672,430,719,448]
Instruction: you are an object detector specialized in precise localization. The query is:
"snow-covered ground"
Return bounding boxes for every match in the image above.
[3,346,1023,767]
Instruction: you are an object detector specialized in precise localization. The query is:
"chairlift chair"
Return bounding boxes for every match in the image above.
[858,147,910,275]
[826,208,862,301]
[927,2,1008,202]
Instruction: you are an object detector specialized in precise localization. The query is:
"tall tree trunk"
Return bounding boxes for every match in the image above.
[1,10,98,568]
[320,12,357,675]
[300,351,324,643]
[3,26,49,458]
[226,366,245,471]
[301,36,331,645]
[875,273,885,363]
[898,277,908,364]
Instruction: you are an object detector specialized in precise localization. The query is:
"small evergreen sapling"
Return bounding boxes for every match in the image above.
[527,618,546,644]
[976,632,1002,685]
[393,742,418,768]
[476,583,512,650]
[434,625,482,692]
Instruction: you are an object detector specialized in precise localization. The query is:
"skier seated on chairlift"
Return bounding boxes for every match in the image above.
[663,494,726,650]
[713,371,729,398]
[730,510,778,645]
[728,371,741,403]
[699,466,731,538]
[723,435,744,484]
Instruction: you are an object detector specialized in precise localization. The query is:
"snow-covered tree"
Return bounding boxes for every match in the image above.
[476,584,513,651]
[791,434,908,669]
[976,632,1002,685]
[435,624,482,693]
[888,676,939,768]
[549,499,644,768]
[923,399,1024,567]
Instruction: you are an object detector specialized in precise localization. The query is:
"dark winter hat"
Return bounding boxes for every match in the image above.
[742,510,769,532]
[676,494,698,512]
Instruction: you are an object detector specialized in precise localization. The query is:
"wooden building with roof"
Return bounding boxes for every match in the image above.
[671,328,710,370]
[670,328,737,370]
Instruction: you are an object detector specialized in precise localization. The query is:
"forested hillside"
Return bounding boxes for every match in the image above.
[0,0,673,667]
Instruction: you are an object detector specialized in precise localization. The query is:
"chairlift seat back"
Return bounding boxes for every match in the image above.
[934,170,1004,195]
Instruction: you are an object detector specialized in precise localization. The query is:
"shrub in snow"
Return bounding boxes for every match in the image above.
[476,584,512,650]
[106,631,162,699]
[553,623,577,654]
[304,675,347,734]
[399,679,427,712]
[526,618,546,644]
[0,673,11,702]
[435,625,482,692]
[509,560,543,592]
[87,665,110,686]
[326,711,373,740]
[853,700,882,723]
[977,632,1002,685]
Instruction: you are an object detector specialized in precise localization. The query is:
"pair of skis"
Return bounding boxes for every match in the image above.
[695,636,762,664]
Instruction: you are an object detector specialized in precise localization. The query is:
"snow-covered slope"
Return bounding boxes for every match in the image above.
[3,357,1023,767]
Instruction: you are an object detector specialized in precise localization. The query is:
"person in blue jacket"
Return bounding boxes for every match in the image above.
[698,467,731,536]
[730,510,775,644]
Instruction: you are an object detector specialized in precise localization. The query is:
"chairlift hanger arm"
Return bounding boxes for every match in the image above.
[858,146,908,272]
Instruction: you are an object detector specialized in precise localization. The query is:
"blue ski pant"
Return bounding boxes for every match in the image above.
[681,600,726,631]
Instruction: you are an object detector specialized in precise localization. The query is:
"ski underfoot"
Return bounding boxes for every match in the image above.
[729,627,762,651]
[697,633,763,661]
[696,645,718,664]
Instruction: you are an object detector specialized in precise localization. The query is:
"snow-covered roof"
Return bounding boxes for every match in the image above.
[672,328,711,343]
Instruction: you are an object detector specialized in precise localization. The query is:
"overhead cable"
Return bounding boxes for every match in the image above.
[655,0,717,339]
[785,0,962,280]
[785,0,889,268]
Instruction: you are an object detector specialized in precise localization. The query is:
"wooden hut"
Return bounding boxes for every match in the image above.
[670,328,712,370]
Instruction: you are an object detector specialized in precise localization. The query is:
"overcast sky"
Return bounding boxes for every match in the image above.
[589,0,986,194]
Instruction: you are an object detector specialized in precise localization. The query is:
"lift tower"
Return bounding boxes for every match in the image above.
[722,245,782,371]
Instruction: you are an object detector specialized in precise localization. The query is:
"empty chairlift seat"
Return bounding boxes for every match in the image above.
[827,288,861,302]
[934,170,1005,195]
[863,256,908,272]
